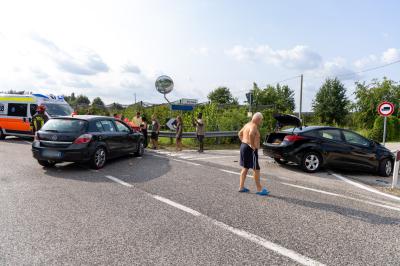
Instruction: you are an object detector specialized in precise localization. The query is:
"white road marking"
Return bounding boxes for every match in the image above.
[189,155,236,161]
[180,156,194,159]
[24,141,32,145]
[172,158,201,166]
[153,194,324,266]
[281,182,400,212]
[219,169,260,179]
[332,173,400,202]
[105,175,133,187]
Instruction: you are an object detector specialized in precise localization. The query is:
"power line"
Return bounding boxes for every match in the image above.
[333,59,400,79]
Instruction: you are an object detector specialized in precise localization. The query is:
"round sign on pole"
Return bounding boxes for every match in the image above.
[377,101,395,117]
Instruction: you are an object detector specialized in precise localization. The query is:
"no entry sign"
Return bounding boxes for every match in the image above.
[377,101,395,117]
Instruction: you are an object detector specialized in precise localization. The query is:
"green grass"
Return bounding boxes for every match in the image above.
[155,137,240,150]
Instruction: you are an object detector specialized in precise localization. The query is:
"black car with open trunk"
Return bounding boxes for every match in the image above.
[32,115,145,169]
[262,114,394,176]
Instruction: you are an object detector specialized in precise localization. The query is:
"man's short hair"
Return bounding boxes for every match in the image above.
[252,112,263,121]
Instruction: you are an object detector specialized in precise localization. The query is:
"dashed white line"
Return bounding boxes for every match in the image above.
[105,175,133,187]
[281,182,400,212]
[153,193,324,266]
[332,173,400,202]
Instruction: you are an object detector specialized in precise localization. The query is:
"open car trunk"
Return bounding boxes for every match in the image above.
[264,114,301,145]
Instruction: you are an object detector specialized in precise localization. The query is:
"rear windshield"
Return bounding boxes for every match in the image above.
[44,103,73,117]
[41,119,87,133]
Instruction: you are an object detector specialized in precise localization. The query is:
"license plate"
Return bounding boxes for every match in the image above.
[42,150,62,159]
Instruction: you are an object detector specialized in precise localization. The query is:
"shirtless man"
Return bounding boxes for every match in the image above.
[238,112,269,196]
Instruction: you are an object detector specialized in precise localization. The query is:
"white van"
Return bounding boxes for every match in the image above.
[0,93,74,139]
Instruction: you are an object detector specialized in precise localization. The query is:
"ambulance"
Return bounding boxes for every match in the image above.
[0,94,74,139]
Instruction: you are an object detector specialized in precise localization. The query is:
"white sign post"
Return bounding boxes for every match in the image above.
[392,150,400,189]
[377,101,395,146]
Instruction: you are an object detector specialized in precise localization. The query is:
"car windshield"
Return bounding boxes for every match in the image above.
[44,103,73,117]
[41,119,87,133]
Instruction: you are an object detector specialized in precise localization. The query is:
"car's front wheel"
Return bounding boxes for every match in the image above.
[90,147,107,169]
[301,151,322,173]
[38,160,56,167]
[378,158,393,177]
[135,141,144,157]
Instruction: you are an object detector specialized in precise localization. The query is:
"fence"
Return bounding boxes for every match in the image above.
[147,131,238,138]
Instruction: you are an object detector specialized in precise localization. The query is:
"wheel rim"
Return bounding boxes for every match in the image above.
[305,154,319,171]
[385,160,392,175]
[95,149,106,167]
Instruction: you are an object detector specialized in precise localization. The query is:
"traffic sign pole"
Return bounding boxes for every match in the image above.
[377,101,395,147]
[383,116,387,146]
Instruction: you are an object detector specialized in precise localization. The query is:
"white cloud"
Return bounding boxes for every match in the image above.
[190,47,209,56]
[225,44,322,70]
[354,54,378,68]
[122,63,141,74]
[381,48,400,63]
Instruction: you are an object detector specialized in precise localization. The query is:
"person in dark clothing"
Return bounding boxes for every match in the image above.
[151,114,160,150]
[175,115,183,152]
[140,116,148,148]
[193,112,205,153]
[31,105,49,133]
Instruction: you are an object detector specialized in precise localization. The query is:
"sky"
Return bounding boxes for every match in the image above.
[0,0,399,111]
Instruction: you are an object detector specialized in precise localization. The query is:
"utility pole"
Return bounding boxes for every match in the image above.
[134,93,136,105]
[299,74,303,124]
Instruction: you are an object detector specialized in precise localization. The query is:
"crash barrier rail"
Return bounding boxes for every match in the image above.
[392,150,400,188]
[147,131,238,138]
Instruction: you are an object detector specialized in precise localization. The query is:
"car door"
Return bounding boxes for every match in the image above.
[5,103,31,135]
[316,128,348,167]
[341,130,376,170]
[99,120,121,156]
[114,120,136,152]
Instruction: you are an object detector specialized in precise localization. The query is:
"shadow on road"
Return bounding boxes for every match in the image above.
[42,152,171,183]
[2,137,32,145]
[270,195,400,225]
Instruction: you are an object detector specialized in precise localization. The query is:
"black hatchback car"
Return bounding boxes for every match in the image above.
[263,114,395,176]
[32,115,145,169]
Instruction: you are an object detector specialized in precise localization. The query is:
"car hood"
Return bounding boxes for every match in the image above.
[273,114,301,128]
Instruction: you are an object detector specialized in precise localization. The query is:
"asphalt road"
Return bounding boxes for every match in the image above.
[1,138,400,265]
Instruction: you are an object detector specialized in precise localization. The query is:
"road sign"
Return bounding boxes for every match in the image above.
[173,98,198,105]
[171,104,194,111]
[166,118,176,130]
[377,101,395,117]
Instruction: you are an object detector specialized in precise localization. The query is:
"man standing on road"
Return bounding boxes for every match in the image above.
[151,114,160,150]
[31,105,49,133]
[238,112,269,196]
[193,112,205,153]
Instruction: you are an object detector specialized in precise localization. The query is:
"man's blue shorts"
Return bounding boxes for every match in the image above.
[240,143,260,170]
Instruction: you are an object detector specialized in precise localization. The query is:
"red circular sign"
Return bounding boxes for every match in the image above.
[377,101,395,116]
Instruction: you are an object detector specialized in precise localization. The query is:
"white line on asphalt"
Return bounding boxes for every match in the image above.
[219,169,259,179]
[281,182,400,212]
[153,195,202,216]
[172,158,201,166]
[180,156,194,159]
[24,141,32,145]
[152,193,324,266]
[105,175,133,187]
[332,173,400,202]
[189,155,236,161]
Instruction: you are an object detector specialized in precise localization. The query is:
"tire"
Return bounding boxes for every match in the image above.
[274,158,288,165]
[301,151,322,173]
[38,160,56,167]
[90,147,107,169]
[0,129,5,140]
[378,158,393,177]
[134,141,144,157]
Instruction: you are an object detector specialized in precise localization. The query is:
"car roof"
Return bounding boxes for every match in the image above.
[283,125,339,133]
[53,115,115,121]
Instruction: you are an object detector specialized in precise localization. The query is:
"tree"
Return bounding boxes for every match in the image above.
[75,95,91,106]
[64,92,76,105]
[207,87,238,105]
[250,82,295,113]
[109,103,124,110]
[92,97,105,108]
[312,78,349,125]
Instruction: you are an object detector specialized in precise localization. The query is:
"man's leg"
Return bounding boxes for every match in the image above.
[239,168,248,190]
[253,170,262,192]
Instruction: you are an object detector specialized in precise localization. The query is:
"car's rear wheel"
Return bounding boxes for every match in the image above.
[378,158,393,177]
[90,147,107,169]
[0,129,5,140]
[274,158,288,165]
[301,151,322,173]
[135,141,144,157]
[38,160,56,167]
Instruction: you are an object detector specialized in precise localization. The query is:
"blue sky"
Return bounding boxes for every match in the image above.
[0,0,399,110]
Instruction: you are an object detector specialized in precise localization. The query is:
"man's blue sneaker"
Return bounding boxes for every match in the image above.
[238,187,250,193]
[256,188,269,196]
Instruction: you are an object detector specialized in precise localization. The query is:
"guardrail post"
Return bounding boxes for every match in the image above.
[392,150,399,189]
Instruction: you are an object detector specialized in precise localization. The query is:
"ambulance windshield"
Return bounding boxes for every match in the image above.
[44,103,74,117]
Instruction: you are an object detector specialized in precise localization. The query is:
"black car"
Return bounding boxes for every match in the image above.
[263,114,395,176]
[32,115,145,169]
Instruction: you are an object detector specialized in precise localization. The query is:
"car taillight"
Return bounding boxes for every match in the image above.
[73,134,92,144]
[284,135,305,142]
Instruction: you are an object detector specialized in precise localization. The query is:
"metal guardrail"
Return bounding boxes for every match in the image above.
[147,131,238,138]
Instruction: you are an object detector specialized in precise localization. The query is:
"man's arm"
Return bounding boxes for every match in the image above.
[248,126,257,150]
[238,126,244,141]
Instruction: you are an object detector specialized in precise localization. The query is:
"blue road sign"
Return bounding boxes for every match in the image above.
[171,104,194,111]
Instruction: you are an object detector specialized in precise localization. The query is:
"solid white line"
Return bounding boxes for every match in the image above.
[180,156,194,159]
[219,169,259,179]
[153,195,202,216]
[152,194,323,266]
[332,173,400,202]
[172,158,201,166]
[105,175,133,187]
[281,182,400,212]
[189,155,236,161]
